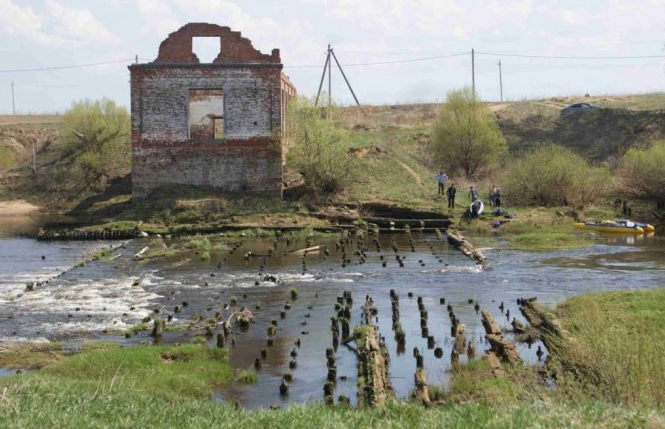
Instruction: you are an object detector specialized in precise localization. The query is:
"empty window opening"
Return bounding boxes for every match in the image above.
[192,37,221,63]
[214,117,224,139]
[189,89,224,140]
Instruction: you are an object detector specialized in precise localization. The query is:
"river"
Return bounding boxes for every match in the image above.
[0,214,663,408]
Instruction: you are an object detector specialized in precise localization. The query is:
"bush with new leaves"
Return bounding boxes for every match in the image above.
[286,97,354,196]
[57,98,130,191]
[431,87,507,178]
[503,145,610,206]
[618,140,665,203]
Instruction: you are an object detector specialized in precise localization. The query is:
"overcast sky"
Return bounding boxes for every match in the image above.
[0,0,664,113]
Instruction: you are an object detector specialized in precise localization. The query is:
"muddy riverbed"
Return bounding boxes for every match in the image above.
[1,216,664,408]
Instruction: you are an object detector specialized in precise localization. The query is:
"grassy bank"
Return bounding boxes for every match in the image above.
[2,290,665,427]
[1,388,661,428]
[548,288,665,407]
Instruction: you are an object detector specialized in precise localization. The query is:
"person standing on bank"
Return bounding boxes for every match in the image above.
[437,172,448,195]
[495,187,502,208]
[469,186,480,202]
[489,185,498,208]
[447,184,457,209]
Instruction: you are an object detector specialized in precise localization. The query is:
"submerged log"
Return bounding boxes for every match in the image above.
[447,232,486,264]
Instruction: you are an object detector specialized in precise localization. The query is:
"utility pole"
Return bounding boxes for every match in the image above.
[315,44,362,110]
[327,44,332,113]
[135,54,138,64]
[11,81,16,115]
[471,48,475,96]
[314,48,331,107]
[31,140,37,175]
[330,48,360,106]
[497,60,503,102]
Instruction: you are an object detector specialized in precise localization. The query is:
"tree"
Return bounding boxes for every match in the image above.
[59,98,130,191]
[618,140,665,205]
[431,88,507,178]
[285,96,354,196]
[503,145,609,206]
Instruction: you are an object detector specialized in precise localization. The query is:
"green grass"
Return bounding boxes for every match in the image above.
[123,321,151,335]
[548,288,665,407]
[1,326,665,427]
[0,387,661,428]
[489,206,599,250]
[186,238,212,251]
[446,357,543,404]
[340,125,440,209]
[0,344,232,403]
[510,232,591,250]
[236,369,258,384]
[0,342,68,370]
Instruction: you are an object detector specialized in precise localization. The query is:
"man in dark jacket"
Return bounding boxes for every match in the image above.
[447,184,456,209]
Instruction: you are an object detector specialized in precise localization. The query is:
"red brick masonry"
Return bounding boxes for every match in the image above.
[129,23,296,197]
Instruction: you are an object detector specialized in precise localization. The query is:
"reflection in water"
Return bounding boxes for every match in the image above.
[1,219,664,407]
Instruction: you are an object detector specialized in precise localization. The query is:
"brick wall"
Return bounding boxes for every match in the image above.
[129,23,294,198]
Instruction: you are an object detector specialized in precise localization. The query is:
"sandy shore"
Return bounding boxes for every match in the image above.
[0,200,41,217]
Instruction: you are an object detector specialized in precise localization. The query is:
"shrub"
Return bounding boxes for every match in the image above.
[56,98,130,191]
[503,145,609,206]
[431,87,507,178]
[286,97,354,196]
[618,139,665,203]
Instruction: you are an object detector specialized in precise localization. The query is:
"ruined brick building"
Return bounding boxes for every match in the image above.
[129,23,296,197]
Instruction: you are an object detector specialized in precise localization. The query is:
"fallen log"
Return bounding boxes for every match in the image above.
[517,298,562,337]
[485,352,506,378]
[447,232,486,264]
[133,246,150,260]
[480,309,521,365]
[481,310,502,336]
[290,245,321,255]
[363,217,452,229]
[355,296,395,408]
[485,334,522,365]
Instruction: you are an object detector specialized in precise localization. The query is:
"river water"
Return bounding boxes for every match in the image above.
[1,215,664,408]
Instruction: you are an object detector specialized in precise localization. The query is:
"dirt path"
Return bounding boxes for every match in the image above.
[0,200,41,217]
[396,160,425,187]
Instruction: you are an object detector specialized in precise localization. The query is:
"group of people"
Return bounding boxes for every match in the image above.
[436,172,502,210]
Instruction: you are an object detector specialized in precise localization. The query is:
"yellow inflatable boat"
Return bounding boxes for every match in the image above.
[574,220,655,235]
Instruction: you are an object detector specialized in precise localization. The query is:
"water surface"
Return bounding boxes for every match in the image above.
[1,215,663,408]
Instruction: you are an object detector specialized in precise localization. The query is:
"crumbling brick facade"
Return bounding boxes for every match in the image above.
[129,23,296,197]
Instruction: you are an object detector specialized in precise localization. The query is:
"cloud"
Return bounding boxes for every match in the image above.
[0,0,118,48]
[133,0,182,36]
[129,0,323,65]
[44,1,118,44]
[0,0,46,42]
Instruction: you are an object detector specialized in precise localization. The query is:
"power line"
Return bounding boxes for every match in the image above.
[475,51,665,60]
[285,52,469,69]
[1,50,662,74]
[0,58,138,74]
